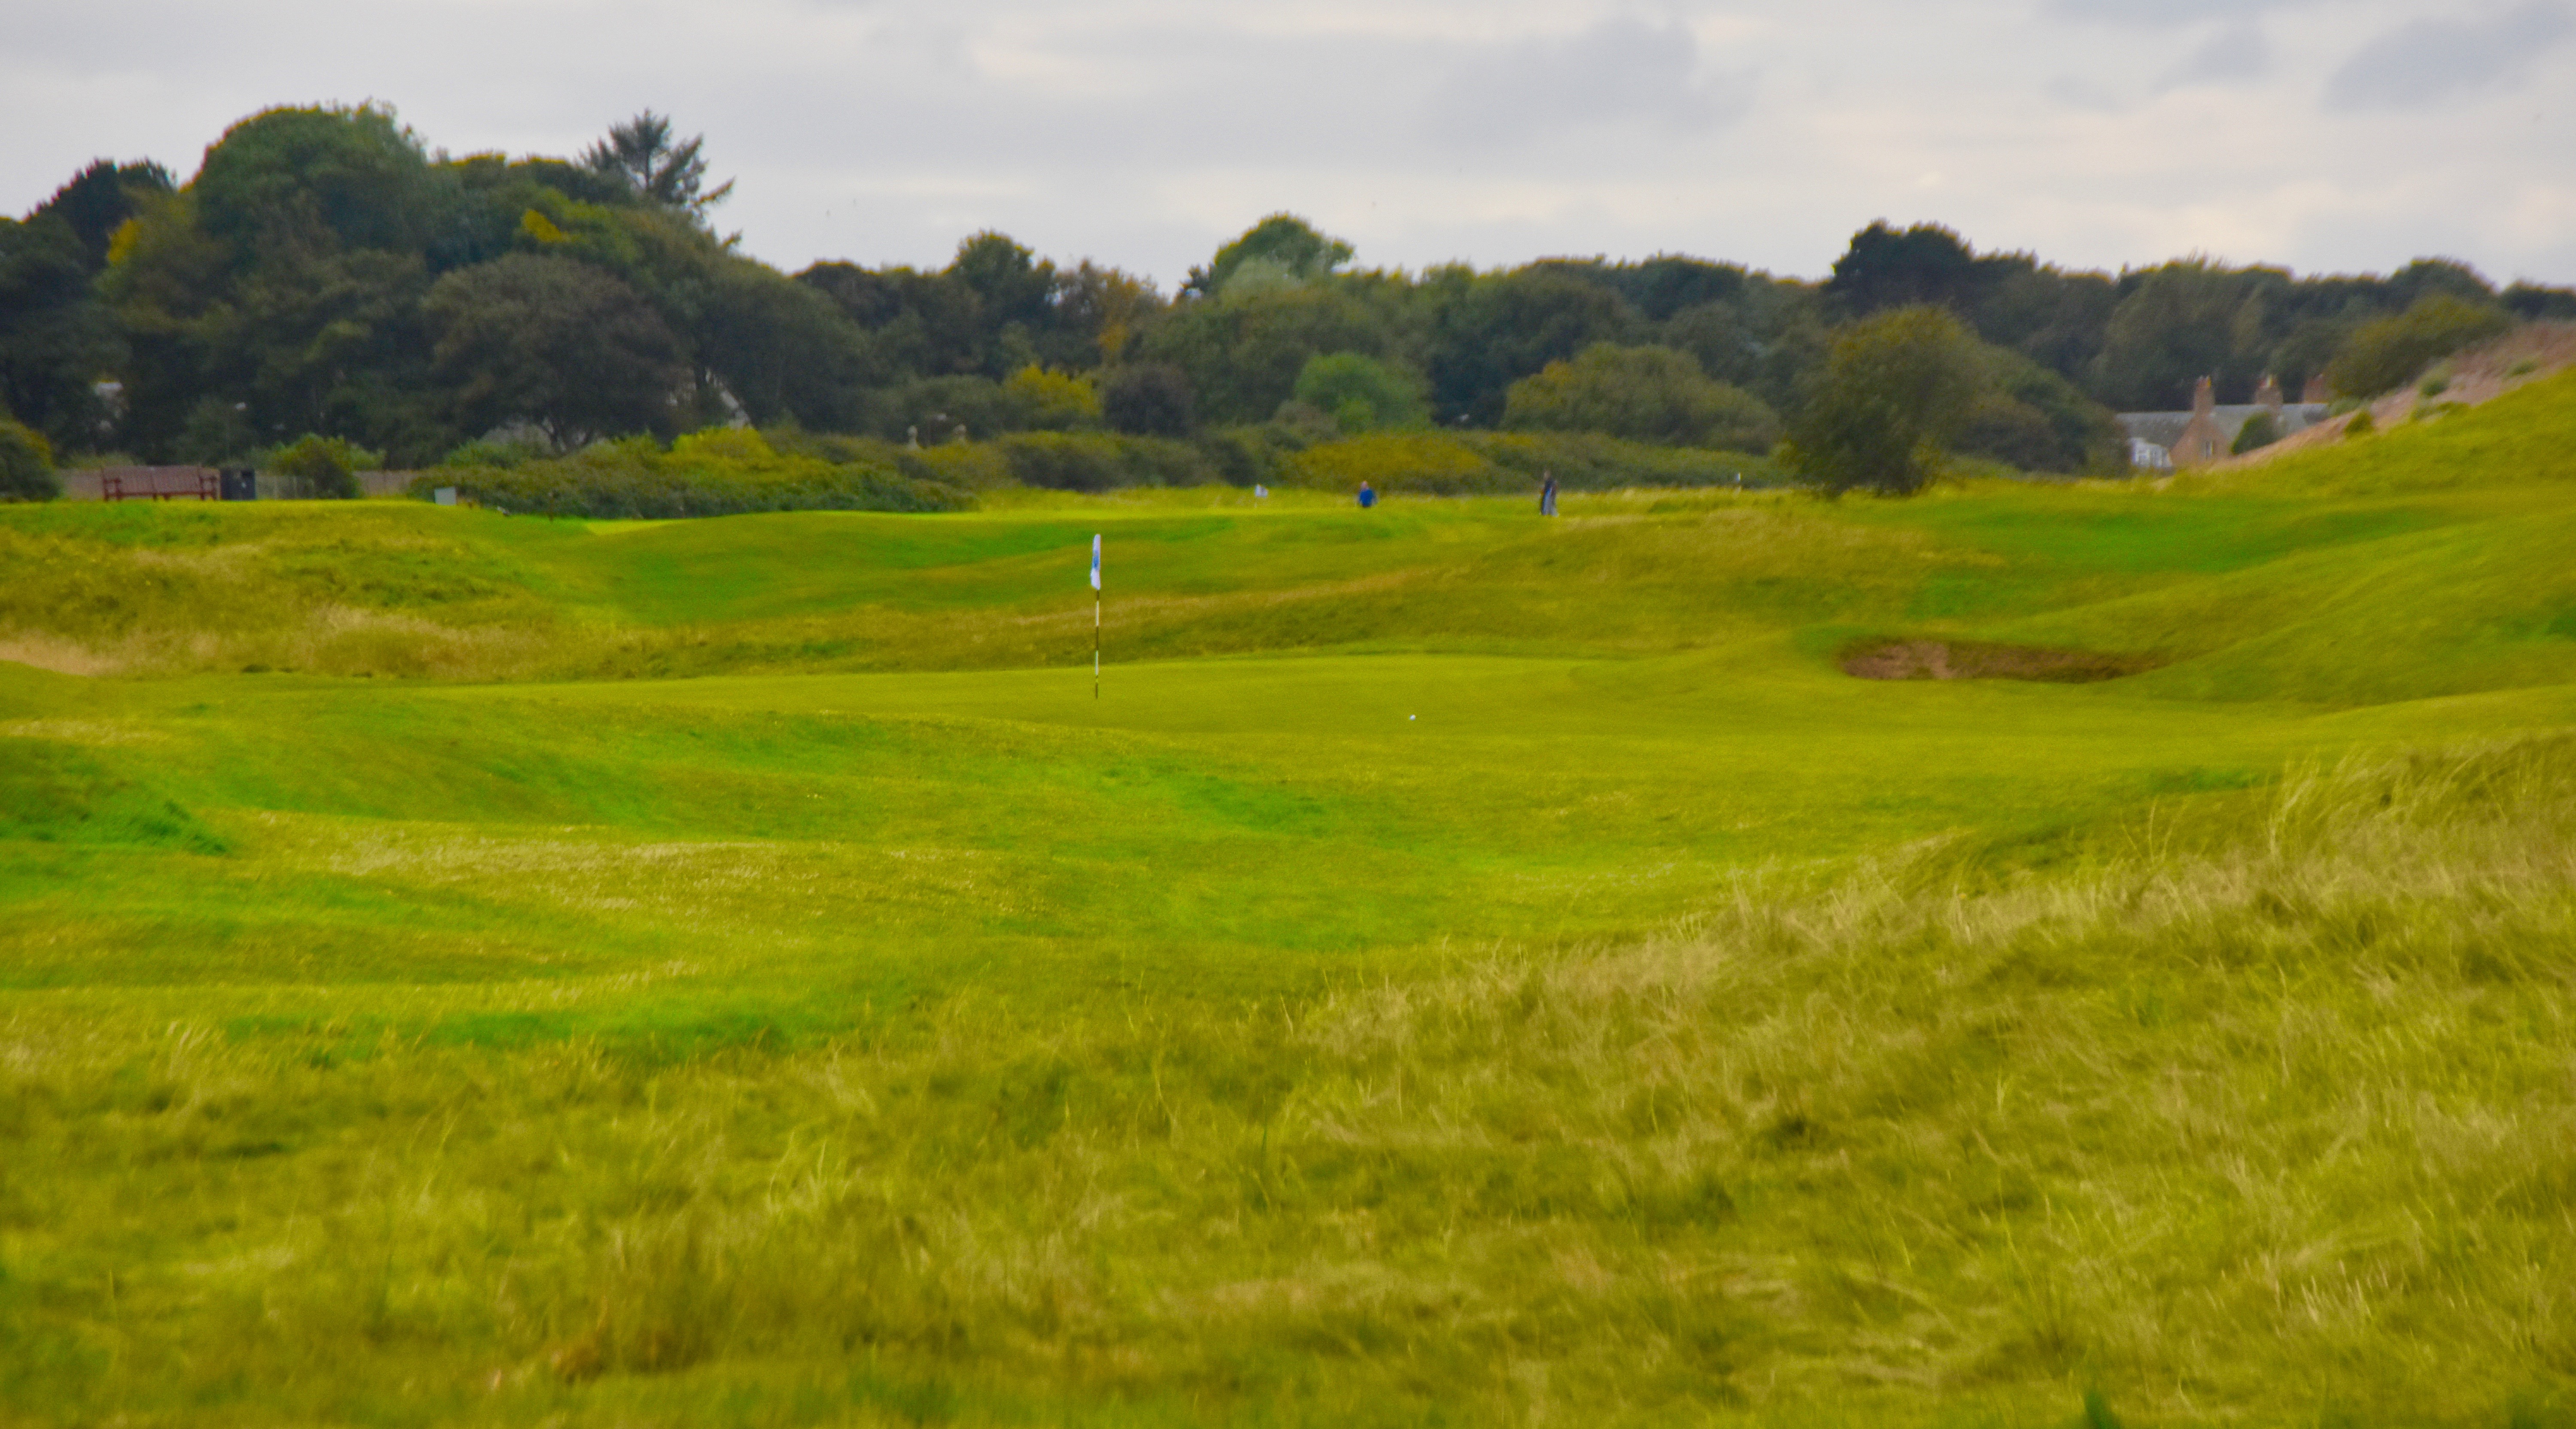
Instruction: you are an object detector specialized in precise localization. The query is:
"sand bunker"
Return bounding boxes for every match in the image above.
[1840,638,2157,683]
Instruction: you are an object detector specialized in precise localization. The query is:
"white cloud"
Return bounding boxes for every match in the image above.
[2155,21,2271,90]
[2324,2,2574,110]
[1425,18,1754,148]
[0,0,2569,287]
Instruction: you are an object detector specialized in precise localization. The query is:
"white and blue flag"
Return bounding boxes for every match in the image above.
[1090,534,1101,591]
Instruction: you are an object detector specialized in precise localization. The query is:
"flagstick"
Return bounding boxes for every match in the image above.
[1094,585,1101,699]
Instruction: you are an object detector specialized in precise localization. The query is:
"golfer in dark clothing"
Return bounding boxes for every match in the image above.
[1540,472,1558,517]
[1357,482,1377,508]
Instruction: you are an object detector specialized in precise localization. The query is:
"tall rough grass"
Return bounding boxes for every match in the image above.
[6,739,2572,1425]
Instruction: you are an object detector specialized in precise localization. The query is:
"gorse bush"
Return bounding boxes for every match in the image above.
[1289,429,1779,495]
[2326,295,2511,398]
[999,364,1100,429]
[423,429,972,518]
[990,431,1207,492]
[422,421,1789,517]
[1503,343,1780,450]
[0,417,59,501]
[1293,351,1429,434]
[2230,410,2279,454]
[266,433,383,499]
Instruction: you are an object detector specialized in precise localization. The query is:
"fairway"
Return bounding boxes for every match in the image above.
[6,375,2576,1426]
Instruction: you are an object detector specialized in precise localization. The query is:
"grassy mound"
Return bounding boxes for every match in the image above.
[2,366,2574,1424]
[3,741,2570,1424]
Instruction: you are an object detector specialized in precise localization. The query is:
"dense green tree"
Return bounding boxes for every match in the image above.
[422,253,684,449]
[2503,282,2576,320]
[1783,307,1988,495]
[796,234,1138,385]
[2090,261,2257,410]
[2230,411,2280,455]
[878,375,1020,444]
[1502,344,1778,450]
[265,432,380,498]
[174,397,258,465]
[1048,260,1164,366]
[0,417,59,501]
[1293,352,1428,433]
[2325,295,2512,398]
[582,112,732,221]
[1824,223,2124,390]
[1825,221,1985,316]
[33,159,174,269]
[0,213,121,450]
[1186,214,1353,297]
[97,106,468,460]
[1967,260,2118,383]
[696,256,882,430]
[1565,255,1749,321]
[1959,350,2123,473]
[1002,365,1101,430]
[950,232,1054,331]
[1100,364,1193,436]
[192,105,456,264]
[2381,258,2495,311]
[1657,277,1830,416]
[802,262,986,378]
[1423,265,1631,426]
[1138,283,1401,425]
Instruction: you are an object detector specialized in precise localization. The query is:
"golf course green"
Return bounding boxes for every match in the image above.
[4,373,2575,1426]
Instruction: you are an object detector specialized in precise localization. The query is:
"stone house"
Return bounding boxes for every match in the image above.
[2117,375,2330,471]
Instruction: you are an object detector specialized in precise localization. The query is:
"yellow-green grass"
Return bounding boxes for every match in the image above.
[3,373,2576,1426]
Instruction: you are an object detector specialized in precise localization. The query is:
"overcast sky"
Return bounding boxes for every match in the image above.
[6,0,2571,292]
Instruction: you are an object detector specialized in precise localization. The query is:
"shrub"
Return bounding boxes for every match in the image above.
[1284,430,1781,496]
[1100,364,1194,436]
[1191,427,1291,487]
[893,441,1014,492]
[267,434,382,499]
[878,375,1021,445]
[2344,408,2376,438]
[418,428,973,518]
[440,433,549,469]
[0,418,60,502]
[2326,295,2510,398]
[1968,352,2126,474]
[2418,363,2453,398]
[2230,411,2280,455]
[1001,366,1101,431]
[1782,307,1986,495]
[1293,353,1428,434]
[1503,344,1779,450]
[1288,432,1493,494]
[995,432,1211,492]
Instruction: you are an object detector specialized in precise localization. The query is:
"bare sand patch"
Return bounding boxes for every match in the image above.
[1840,638,2158,683]
[0,635,119,676]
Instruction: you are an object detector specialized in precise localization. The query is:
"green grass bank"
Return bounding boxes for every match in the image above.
[3,372,2575,1426]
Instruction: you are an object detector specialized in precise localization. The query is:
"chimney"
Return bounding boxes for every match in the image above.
[2301,373,2330,404]
[2256,374,2283,413]
[2192,376,2215,417]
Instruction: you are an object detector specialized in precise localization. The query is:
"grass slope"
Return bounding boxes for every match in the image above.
[3,372,2574,1426]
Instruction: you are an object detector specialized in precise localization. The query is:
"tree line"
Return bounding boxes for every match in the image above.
[3,102,2568,496]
